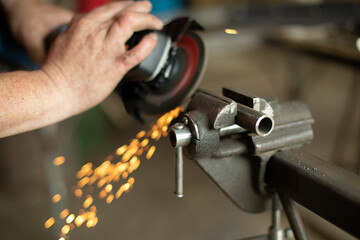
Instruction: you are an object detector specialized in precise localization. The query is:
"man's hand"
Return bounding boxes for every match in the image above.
[0,1,163,137]
[3,0,73,63]
[41,1,163,116]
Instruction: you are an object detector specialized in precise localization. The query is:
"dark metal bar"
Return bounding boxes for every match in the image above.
[278,193,308,240]
[265,150,360,238]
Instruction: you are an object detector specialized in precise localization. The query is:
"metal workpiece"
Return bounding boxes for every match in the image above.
[251,101,314,155]
[236,103,274,137]
[223,88,275,117]
[219,124,246,136]
[186,90,237,129]
[265,150,360,238]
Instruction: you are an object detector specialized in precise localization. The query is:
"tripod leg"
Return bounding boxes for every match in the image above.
[279,193,308,240]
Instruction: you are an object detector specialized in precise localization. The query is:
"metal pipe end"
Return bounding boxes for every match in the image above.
[256,115,274,137]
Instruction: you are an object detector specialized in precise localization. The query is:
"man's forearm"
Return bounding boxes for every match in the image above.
[0,0,34,16]
[0,1,163,137]
[1,0,72,63]
[0,70,73,137]
[0,0,19,12]
[0,0,41,35]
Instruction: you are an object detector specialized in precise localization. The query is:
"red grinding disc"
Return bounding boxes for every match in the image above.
[142,32,206,114]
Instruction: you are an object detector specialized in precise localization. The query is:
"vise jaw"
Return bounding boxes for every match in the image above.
[168,88,314,213]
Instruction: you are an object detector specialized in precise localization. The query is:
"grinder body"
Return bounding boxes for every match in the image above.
[118,17,206,121]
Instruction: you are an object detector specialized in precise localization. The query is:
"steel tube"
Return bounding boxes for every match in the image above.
[236,104,274,136]
[219,124,246,136]
[265,150,360,238]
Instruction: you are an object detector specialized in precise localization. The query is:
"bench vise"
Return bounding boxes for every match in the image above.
[168,87,360,240]
[169,87,313,212]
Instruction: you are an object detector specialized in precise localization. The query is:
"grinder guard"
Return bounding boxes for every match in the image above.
[116,17,206,121]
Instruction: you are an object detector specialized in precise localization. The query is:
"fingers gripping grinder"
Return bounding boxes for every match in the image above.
[118,17,206,120]
[43,17,206,120]
[3,17,206,119]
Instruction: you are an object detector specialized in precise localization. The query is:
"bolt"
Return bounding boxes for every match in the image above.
[182,116,189,125]
[173,123,185,130]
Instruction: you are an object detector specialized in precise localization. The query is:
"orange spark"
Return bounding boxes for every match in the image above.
[75,215,85,227]
[128,177,135,185]
[162,126,168,133]
[116,145,127,156]
[77,177,90,188]
[92,217,99,227]
[129,139,140,146]
[53,156,65,166]
[97,177,107,188]
[66,214,75,224]
[146,146,156,159]
[225,28,238,35]
[45,107,183,237]
[52,194,61,203]
[151,130,160,139]
[141,139,149,147]
[123,183,131,192]
[77,163,93,178]
[44,217,55,229]
[74,189,83,198]
[86,219,94,228]
[61,225,70,235]
[59,209,69,219]
[83,196,93,208]
[99,190,107,199]
[129,156,138,165]
[136,131,146,139]
[105,184,113,192]
[122,172,128,179]
[69,223,75,230]
[106,194,114,204]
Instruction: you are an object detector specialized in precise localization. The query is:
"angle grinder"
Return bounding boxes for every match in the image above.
[0,16,207,121]
[44,17,206,121]
[118,17,206,121]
